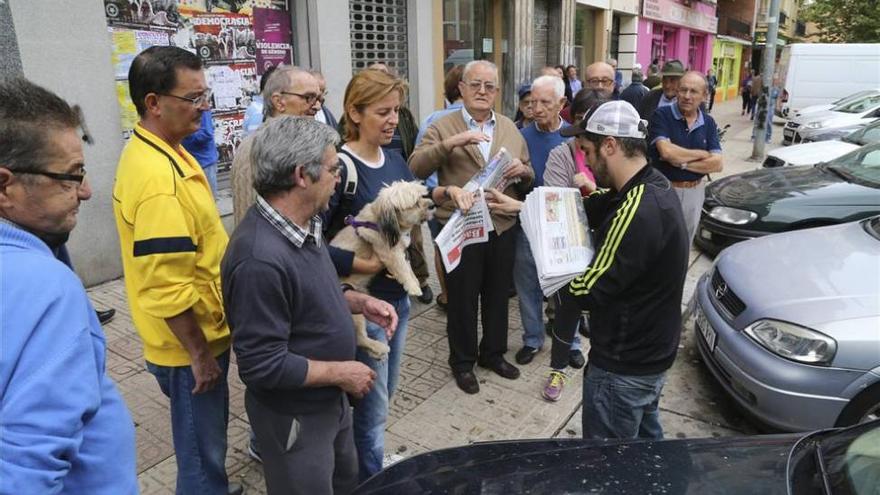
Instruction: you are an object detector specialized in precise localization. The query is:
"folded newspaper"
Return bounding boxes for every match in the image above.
[435,148,519,273]
[519,187,595,296]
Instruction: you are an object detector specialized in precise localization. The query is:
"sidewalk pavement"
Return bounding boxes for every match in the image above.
[88,98,785,494]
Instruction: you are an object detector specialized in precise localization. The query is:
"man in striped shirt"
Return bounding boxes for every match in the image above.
[557,101,689,440]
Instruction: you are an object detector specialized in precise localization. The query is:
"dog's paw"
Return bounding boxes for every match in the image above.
[364,341,390,360]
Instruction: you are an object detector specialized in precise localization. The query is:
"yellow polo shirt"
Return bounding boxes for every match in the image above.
[113,123,230,366]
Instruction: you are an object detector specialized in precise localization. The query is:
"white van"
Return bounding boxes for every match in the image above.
[777,43,880,118]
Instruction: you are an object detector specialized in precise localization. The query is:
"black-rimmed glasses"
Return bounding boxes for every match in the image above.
[17,169,87,185]
[161,89,213,108]
[281,91,321,105]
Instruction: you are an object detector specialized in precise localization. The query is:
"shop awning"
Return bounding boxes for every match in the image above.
[716,35,752,46]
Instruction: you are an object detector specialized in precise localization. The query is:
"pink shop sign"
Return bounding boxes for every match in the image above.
[643,0,718,34]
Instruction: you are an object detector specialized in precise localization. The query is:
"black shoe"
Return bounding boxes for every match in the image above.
[228,483,245,495]
[569,349,586,369]
[417,285,434,304]
[453,370,480,394]
[478,358,520,380]
[96,308,115,325]
[515,346,539,365]
[435,295,448,311]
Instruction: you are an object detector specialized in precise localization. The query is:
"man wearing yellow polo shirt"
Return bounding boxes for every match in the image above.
[112,46,240,495]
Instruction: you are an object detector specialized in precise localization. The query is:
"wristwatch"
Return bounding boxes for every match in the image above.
[680,162,689,170]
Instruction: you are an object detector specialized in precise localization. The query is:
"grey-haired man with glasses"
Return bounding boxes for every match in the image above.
[232,65,322,226]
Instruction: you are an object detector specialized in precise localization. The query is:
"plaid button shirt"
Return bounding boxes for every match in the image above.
[256,195,323,248]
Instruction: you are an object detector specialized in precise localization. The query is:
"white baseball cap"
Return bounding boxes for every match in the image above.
[561,100,647,139]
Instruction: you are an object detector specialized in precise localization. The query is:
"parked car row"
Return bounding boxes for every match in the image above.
[764,118,880,169]
[783,90,880,146]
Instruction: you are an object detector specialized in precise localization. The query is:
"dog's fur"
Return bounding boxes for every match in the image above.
[330,180,432,359]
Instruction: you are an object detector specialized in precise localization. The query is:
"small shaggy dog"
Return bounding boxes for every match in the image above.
[330,180,432,359]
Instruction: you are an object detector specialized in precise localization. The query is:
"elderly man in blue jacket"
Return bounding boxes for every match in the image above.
[0,78,137,494]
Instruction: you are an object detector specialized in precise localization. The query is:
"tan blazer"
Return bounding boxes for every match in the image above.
[409,109,532,234]
[231,133,256,227]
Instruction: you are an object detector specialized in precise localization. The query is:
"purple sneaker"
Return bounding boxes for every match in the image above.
[542,370,567,402]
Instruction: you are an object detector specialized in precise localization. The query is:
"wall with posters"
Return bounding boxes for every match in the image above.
[103,0,294,172]
[7,0,128,286]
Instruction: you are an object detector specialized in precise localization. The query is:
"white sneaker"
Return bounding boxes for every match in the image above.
[382,453,405,468]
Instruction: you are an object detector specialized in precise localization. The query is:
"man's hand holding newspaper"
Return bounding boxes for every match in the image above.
[435,148,521,272]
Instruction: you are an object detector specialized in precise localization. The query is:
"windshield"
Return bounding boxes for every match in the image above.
[825,144,880,185]
[789,421,880,495]
[865,217,880,241]
[832,94,880,114]
[847,121,880,146]
[835,91,880,107]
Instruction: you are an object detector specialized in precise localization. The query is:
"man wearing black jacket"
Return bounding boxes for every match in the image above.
[558,101,689,440]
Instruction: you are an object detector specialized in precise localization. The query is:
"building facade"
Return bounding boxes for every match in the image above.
[636,0,717,74]
[711,0,757,102]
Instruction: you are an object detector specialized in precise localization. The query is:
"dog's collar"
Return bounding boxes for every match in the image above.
[344,215,380,232]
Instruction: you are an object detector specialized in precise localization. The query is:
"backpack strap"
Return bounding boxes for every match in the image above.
[338,150,358,196]
[325,150,359,241]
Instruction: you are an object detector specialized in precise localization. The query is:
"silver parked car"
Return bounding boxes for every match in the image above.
[783,92,880,145]
[691,217,880,431]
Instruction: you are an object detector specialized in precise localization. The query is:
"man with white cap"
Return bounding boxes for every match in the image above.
[488,100,689,440]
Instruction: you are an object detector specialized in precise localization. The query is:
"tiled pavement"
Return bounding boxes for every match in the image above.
[87,99,781,493]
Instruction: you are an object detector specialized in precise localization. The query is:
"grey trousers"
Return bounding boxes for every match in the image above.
[246,391,358,495]
[673,182,706,245]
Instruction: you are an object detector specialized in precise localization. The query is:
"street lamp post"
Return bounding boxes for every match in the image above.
[751,0,782,160]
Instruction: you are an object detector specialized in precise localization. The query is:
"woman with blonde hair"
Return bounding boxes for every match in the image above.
[324,67,414,481]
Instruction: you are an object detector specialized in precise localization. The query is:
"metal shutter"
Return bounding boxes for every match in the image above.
[349,0,408,79]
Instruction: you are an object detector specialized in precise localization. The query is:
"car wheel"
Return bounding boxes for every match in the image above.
[106,3,120,17]
[836,383,880,427]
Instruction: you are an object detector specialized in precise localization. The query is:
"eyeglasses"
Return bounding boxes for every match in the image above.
[587,78,614,87]
[16,168,87,185]
[281,91,321,105]
[317,91,329,104]
[463,80,498,93]
[161,89,213,108]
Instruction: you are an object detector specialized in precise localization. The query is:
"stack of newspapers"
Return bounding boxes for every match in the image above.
[519,187,594,296]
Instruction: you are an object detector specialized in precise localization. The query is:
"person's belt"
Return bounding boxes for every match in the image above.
[670,179,702,189]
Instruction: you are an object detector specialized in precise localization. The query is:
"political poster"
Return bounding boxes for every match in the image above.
[189,12,255,63]
[253,7,293,74]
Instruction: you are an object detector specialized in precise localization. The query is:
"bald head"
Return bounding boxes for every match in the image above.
[585,62,616,98]
[264,65,321,118]
[680,71,708,92]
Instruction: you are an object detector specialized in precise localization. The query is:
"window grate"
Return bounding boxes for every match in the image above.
[349,0,408,79]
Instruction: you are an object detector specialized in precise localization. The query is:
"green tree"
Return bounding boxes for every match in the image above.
[802,0,880,42]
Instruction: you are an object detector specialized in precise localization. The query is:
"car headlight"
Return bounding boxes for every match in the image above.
[708,206,758,225]
[744,319,837,365]
[804,121,825,130]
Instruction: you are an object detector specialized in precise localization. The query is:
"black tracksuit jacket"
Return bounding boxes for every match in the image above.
[562,164,689,376]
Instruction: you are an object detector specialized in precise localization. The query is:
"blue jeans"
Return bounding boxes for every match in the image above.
[146,350,231,495]
[202,163,218,196]
[514,228,580,350]
[582,364,666,440]
[353,295,410,481]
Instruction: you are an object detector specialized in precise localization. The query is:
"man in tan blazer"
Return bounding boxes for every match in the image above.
[410,60,533,394]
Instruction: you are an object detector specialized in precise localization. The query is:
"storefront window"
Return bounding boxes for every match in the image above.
[610,16,621,62]
[441,0,512,114]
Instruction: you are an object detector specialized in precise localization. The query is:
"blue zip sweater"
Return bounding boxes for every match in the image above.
[0,222,137,494]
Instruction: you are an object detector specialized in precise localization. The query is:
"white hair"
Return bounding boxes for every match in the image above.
[462,60,498,82]
[531,75,565,99]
